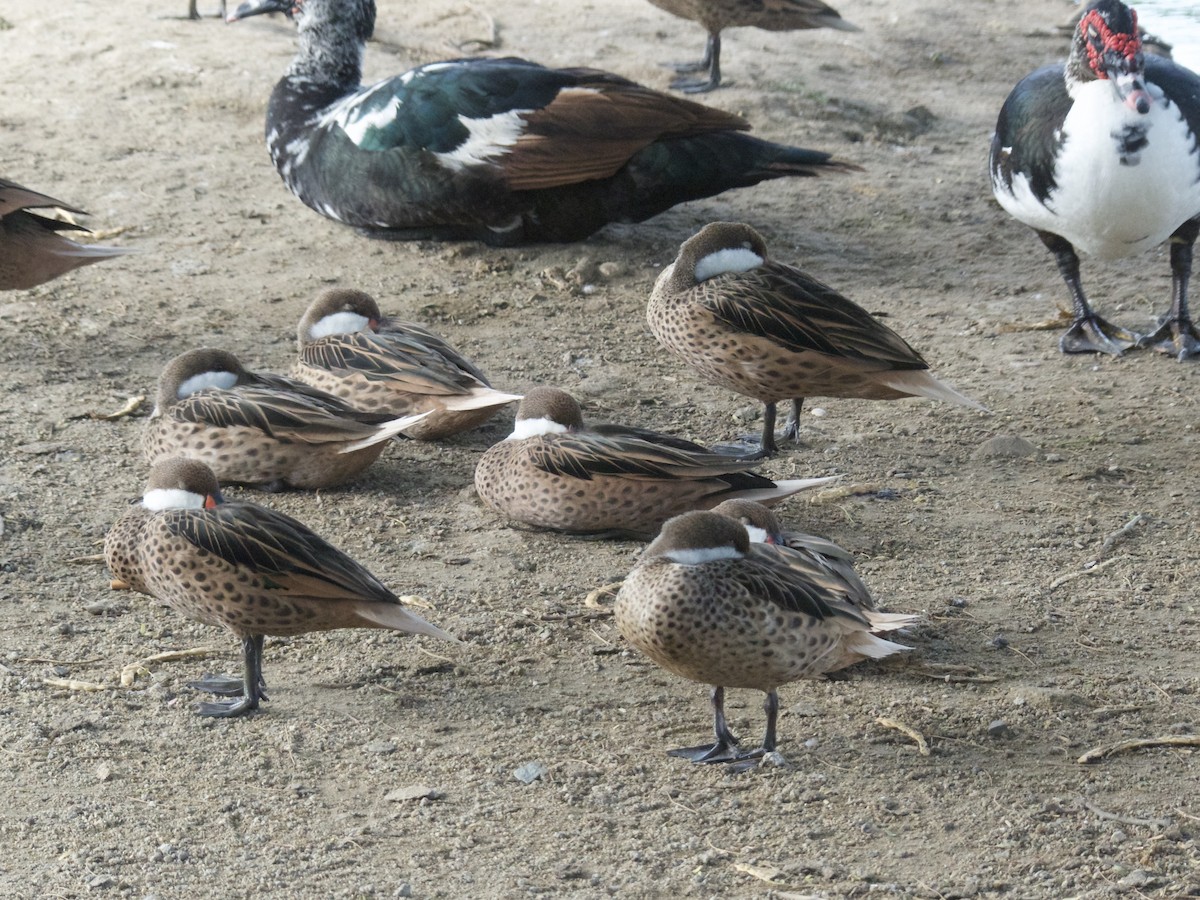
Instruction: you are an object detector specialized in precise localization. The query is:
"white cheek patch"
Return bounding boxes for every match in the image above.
[507,417,569,440]
[664,546,745,565]
[309,311,372,339]
[693,247,764,282]
[142,488,206,511]
[742,524,771,544]
[435,109,530,172]
[177,370,238,398]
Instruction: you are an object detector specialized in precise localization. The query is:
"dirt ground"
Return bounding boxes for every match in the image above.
[2,0,1198,897]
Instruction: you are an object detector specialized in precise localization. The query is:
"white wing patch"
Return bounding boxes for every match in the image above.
[435,109,531,172]
[177,371,238,398]
[693,248,764,282]
[507,416,569,440]
[142,488,206,511]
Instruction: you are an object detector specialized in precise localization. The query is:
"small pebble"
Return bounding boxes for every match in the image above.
[513,761,548,784]
[987,719,1009,738]
[364,740,397,754]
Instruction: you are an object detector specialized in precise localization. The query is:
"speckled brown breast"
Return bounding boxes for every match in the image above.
[291,362,500,441]
[615,557,861,692]
[648,289,908,404]
[135,518,383,638]
[475,439,737,536]
[103,504,153,594]
[142,417,386,490]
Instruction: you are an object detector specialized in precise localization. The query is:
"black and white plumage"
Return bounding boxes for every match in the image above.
[989,0,1200,359]
[229,0,858,245]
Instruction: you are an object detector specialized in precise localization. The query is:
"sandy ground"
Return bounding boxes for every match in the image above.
[1,0,1199,897]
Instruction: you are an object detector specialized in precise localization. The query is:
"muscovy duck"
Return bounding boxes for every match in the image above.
[990,0,1200,358]
[228,0,858,245]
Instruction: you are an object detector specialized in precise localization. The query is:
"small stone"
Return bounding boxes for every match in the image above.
[1116,869,1151,890]
[973,434,1038,459]
[96,762,114,782]
[987,719,1009,738]
[88,874,115,890]
[513,761,548,784]
[384,785,442,802]
[597,261,625,279]
[364,740,397,754]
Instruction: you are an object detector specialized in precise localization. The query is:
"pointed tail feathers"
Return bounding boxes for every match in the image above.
[350,599,458,642]
[863,609,922,633]
[732,474,842,505]
[877,370,989,412]
[441,388,523,412]
[341,411,432,451]
[845,630,911,660]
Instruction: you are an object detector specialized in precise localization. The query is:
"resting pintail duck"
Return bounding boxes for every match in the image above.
[615,511,914,768]
[293,288,521,441]
[648,222,985,457]
[227,0,858,245]
[473,386,836,539]
[710,498,874,611]
[105,458,454,717]
[990,0,1200,358]
[645,0,859,93]
[144,347,428,490]
[0,178,131,291]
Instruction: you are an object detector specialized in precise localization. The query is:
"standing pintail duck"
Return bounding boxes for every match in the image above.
[648,222,985,457]
[473,387,837,539]
[144,347,428,491]
[645,0,859,93]
[0,178,131,291]
[615,511,914,768]
[990,0,1200,358]
[105,458,454,717]
[710,498,874,611]
[227,0,858,245]
[292,288,521,441]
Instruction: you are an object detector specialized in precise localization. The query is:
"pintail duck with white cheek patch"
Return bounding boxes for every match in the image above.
[710,498,875,612]
[292,288,521,441]
[105,458,454,717]
[990,0,1200,358]
[227,0,858,245]
[648,222,985,457]
[473,387,837,539]
[0,178,131,291]
[615,510,914,769]
[645,0,859,94]
[143,347,428,491]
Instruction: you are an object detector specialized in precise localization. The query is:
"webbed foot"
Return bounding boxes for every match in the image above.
[1058,315,1140,355]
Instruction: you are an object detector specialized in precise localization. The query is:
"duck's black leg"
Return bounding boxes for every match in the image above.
[1038,230,1140,355]
[668,686,744,762]
[1138,218,1200,360]
[711,400,777,459]
[779,398,805,443]
[725,690,782,773]
[669,33,722,93]
[193,634,268,717]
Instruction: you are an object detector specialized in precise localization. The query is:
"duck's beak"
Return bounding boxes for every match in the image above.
[227,0,295,23]
[1112,69,1152,114]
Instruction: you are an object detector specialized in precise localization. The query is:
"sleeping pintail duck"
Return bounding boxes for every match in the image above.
[227,0,859,245]
[648,222,985,457]
[473,386,836,539]
[144,347,428,491]
[990,0,1200,358]
[645,0,859,93]
[105,458,454,717]
[0,178,131,291]
[292,288,521,441]
[615,510,914,768]
[710,498,874,611]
